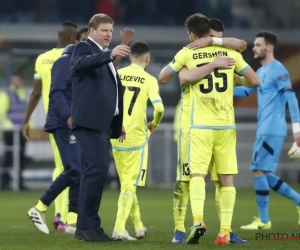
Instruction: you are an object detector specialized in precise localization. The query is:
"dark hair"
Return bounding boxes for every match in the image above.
[88,14,114,31]
[209,18,224,33]
[76,26,88,40]
[60,20,77,29]
[12,73,22,78]
[184,14,210,38]
[130,41,150,56]
[256,31,278,47]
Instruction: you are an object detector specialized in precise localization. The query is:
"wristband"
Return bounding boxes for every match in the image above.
[292,123,300,133]
[212,37,223,46]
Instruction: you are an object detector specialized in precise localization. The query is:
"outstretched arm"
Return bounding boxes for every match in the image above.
[187,37,247,52]
[73,42,113,71]
[234,74,258,87]
[234,86,257,98]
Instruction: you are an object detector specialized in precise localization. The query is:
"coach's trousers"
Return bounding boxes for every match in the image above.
[40,128,80,214]
[74,126,111,232]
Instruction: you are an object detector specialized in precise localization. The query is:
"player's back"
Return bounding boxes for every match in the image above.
[112,64,155,148]
[34,48,64,111]
[256,60,289,136]
[185,45,249,128]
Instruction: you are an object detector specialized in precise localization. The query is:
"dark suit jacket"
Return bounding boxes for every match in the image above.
[44,44,75,132]
[70,39,123,139]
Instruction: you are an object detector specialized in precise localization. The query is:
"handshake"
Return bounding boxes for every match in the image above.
[288,142,300,161]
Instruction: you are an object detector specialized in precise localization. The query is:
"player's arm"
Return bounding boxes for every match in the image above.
[283,86,300,129]
[158,49,186,84]
[234,86,257,98]
[235,54,260,87]
[179,54,235,85]
[187,37,247,52]
[147,79,164,134]
[73,42,114,71]
[274,69,300,148]
[23,56,43,140]
[49,58,71,127]
[113,28,134,67]
[0,92,13,128]
[234,74,257,87]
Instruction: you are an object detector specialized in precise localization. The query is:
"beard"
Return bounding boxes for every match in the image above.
[254,50,267,61]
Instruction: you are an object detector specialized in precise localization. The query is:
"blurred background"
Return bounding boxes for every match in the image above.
[0,0,300,191]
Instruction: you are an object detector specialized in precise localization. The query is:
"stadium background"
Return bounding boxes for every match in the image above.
[0,0,300,190]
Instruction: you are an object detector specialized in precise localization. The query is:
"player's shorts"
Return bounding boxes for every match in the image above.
[250,135,285,172]
[113,143,148,187]
[49,134,64,171]
[208,155,219,182]
[176,129,190,181]
[189,128,238,176]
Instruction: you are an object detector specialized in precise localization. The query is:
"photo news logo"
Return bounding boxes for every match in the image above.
[255,233,300,241]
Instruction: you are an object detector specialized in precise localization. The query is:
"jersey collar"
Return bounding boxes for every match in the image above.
[130,63,144,70]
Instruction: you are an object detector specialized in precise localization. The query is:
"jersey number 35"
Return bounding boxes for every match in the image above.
[197,63,228,94]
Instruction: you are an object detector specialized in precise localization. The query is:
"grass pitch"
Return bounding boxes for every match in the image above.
[1,187,300,250]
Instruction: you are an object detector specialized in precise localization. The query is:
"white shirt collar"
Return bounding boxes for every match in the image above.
[88,37,107,50]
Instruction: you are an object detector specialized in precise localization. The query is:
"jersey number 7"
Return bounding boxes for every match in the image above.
[197,63,228,94]
[125,86,141,116]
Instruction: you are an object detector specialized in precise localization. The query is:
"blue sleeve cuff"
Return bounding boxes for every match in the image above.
[238,65,250,75]
[234,86,257,98]
[34,76,41,80]
[152,100,162,104]
[167,64,178,74]
[234,86,248,98]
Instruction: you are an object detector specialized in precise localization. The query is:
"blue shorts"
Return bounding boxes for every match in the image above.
[250,135,285,172]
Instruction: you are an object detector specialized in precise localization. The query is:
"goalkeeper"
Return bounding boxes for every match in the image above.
[234,31,300,230]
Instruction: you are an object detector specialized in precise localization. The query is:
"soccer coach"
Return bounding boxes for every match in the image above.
[70,13,129,242]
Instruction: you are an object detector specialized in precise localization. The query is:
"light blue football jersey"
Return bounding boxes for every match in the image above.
[256,60,291,136]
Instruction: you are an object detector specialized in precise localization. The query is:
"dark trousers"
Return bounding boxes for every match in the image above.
[40,128,80,214]
[1,131,26,189]
[74,126,111,231]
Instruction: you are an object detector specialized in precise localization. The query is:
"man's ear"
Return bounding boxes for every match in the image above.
[190,32,197,42]
[145,55,150,64]
[267,44,274,52]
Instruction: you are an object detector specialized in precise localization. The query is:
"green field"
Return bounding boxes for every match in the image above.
[1,187,300,250]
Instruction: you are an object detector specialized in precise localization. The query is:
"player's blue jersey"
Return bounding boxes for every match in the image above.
[256,60,291,136]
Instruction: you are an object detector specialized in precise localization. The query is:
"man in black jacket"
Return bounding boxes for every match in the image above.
[71,13,129,242]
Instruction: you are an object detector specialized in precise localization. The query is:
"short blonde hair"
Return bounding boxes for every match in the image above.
[88,14,114,31]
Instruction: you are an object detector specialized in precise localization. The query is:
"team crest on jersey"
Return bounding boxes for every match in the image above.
[69,134,76,144]
[277,74,289,81]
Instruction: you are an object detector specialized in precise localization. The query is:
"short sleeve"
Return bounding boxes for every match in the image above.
[34,55,42,80]
[234,53,250,75]
[168,48,187,74]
